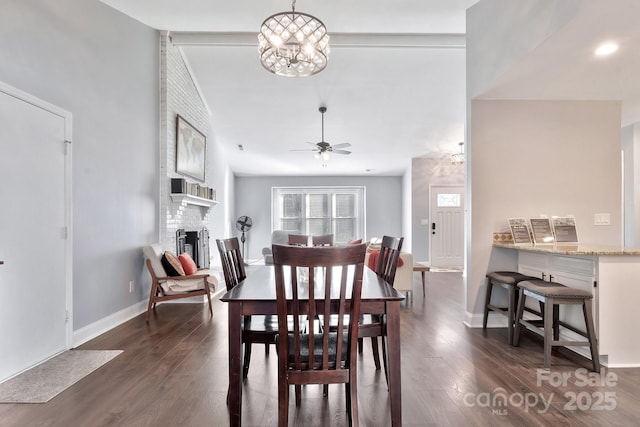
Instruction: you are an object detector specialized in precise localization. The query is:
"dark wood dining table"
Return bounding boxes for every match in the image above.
[220,264,405,426]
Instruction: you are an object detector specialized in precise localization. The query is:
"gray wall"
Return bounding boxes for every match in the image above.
[234,176,403,262]
[0,0,159,330]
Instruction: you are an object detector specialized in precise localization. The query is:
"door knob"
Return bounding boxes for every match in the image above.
[431,223,436,235]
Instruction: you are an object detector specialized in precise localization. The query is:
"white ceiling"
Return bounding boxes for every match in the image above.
[99,0,476,176]
[475,0,640,127]
[99,0,640,176]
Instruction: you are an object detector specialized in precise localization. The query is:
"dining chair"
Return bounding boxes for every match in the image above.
[272,243,367,427]
[216,237,278,378]
[359,235,404,386]
[288,234,310,246]
[311,234,334,246]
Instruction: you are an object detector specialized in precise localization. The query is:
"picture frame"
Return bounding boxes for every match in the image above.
[529,218,555,244]
[176,115,206,182]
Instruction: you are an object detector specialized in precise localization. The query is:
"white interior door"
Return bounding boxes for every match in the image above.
[429,185,464,267]
[0,83,71,381]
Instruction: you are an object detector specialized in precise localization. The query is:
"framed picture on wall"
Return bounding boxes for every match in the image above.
[176,115,206,182]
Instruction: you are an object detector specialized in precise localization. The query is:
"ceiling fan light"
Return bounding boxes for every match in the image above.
[321,151,330,161]
[314,152,321,160]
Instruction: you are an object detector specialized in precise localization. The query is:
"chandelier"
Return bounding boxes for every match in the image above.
[451,142,464,165]
[258,0,330,77]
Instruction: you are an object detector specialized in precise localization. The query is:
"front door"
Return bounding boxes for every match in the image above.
[0,82,71,381]
[429,185,464,268]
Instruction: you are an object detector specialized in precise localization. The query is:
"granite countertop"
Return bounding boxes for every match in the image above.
[493,242,640,256]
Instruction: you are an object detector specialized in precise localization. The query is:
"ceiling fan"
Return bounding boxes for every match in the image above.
[292,106,351,161]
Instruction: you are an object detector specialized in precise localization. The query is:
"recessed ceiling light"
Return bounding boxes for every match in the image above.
[595,42,618,57]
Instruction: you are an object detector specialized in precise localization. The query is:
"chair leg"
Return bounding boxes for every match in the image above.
[348,375,359,426]
[295,385,301,406]
[582,300,601,373]
[553,304,560,340]
[543,297,553,369]
[370,337,381,370]
[146,282,159,321]
[482,279,493,329]
[243,343,252,379]
[265,343,270,355]
[513,290,526,346]
[381,335,389,390]
[205,286,213,317]
[357,337,363,354]
[507,285,516,345]
[279,382,289,427]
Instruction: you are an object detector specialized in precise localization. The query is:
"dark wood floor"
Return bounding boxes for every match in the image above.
[2,270,640,426]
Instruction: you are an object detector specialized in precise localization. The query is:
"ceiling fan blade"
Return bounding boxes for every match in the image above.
[333,150,351,155]
[290,149,318,152]
[331,143,351,149]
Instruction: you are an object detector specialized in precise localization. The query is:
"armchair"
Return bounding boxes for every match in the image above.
[262,230,289,265]
[142,244,218,321]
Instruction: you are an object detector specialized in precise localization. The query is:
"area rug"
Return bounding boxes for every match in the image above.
[0,350,123,403]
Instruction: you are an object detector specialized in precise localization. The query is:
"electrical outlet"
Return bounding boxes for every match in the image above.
[129,280,134,293]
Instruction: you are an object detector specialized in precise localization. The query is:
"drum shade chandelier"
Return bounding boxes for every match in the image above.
[451,142,465,165]
[258,0,330,77]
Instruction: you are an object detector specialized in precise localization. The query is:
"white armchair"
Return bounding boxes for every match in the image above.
[142,244,218,321]
[262,230,289,265]
[365,251,414,294]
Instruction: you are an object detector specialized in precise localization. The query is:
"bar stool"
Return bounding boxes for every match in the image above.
[513,279,600,373]
[483,271,537,345]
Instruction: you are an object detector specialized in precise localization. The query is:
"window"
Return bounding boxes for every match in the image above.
[272,187,365,244]
[437,193,461,207]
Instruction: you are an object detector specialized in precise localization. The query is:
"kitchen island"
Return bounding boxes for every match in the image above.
[493,243,640,367]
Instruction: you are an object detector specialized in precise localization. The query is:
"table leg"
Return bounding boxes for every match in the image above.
[228,302,243,427]
[421,272,426,296]
[386,301,402,426]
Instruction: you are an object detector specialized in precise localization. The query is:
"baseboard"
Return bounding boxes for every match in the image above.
[72,287,227,348]
[72,301,147,347]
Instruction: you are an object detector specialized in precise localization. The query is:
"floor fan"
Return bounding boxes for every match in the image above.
[235,216,253,263]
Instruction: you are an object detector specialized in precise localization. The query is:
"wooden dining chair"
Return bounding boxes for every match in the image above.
[217,237,278,378]
[359,235,404,386]
[272,243,367,427]
[287,234,310,246]
[311,234,334,246]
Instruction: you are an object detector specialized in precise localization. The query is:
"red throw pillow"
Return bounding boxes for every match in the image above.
[368,250,404,271]
[178,252,198,275]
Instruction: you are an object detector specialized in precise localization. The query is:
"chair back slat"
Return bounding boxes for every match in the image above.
[272,244,366,374]
[312,234,334,246]
[288,234,309,246]
[375,235,404,286]
[216,238,247,291]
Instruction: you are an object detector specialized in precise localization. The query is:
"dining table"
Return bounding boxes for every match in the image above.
[220,264,405,426]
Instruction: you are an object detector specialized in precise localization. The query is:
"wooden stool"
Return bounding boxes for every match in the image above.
[513,279,600,372]
[483,271,537,345]
[413,263,430,297]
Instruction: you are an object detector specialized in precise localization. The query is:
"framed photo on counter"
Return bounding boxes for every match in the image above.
[508,218,532,245]
[552,216,579,243]
[530,218,555,244]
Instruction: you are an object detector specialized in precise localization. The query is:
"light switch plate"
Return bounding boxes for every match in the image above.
[594,213,610,226]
